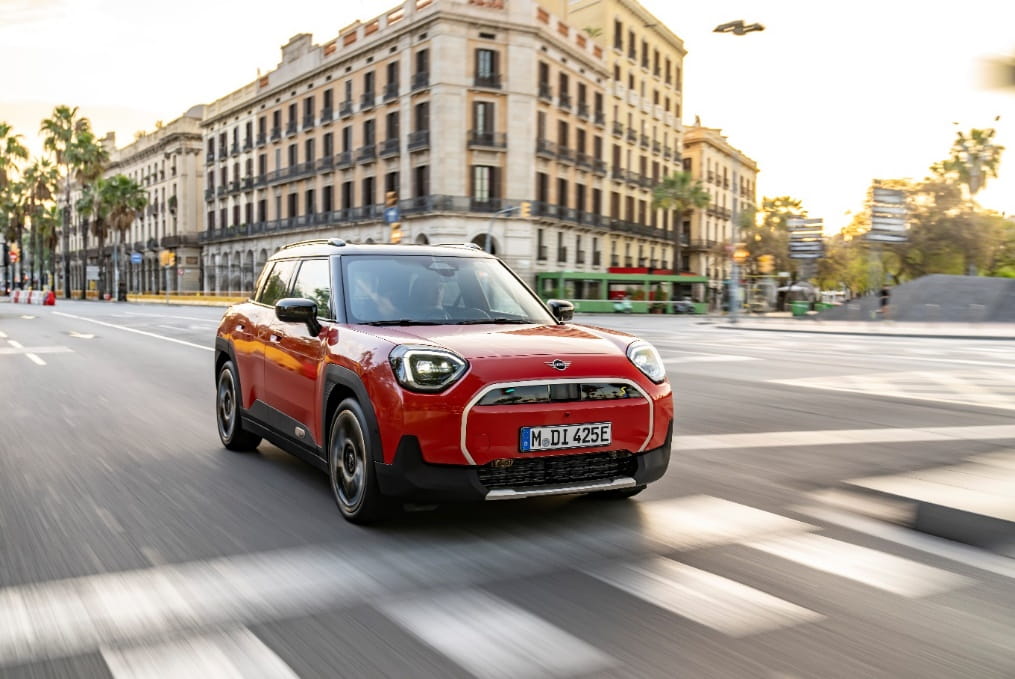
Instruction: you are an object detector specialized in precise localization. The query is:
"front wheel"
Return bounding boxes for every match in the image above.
[329,398,393,524]
[216,361,262,452]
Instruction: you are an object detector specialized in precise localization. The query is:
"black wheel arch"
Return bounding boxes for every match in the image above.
[323,365,384,465]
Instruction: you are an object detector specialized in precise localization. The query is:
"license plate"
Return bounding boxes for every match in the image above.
[519,422,612,452]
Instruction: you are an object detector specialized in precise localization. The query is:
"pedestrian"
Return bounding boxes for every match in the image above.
[878,285,891,319]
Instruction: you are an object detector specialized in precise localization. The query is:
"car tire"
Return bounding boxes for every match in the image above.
[592,484,646,500]
[216,360,262,452]
[329,398,393,524]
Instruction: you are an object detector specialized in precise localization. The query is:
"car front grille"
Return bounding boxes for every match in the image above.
[478,451,636,490]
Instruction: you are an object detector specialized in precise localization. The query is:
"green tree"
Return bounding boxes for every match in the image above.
[943,127,1004,196]
[77,178,110,297]
[0,122,29,289]
[103,174,148,298]
[652,171,711,273]
[743,196,806,279]
[20,158,59,287]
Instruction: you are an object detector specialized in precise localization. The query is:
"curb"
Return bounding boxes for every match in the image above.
[713,323,1015,341]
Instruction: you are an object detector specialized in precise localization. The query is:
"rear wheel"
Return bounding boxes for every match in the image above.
[329,398,393,524]
[216,361,262,452]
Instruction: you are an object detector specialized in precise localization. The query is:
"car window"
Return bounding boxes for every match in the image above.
[291,258,333,318]
[256,259,298,307]
[342,255,554,324]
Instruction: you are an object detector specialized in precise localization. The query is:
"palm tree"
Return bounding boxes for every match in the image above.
[652,171,711,273]
[944,127,1005,197]
[41,105,89,297]
[0,122,29,290]
[65,127,109,296]
[21,158,60,288]
[103,174,148,300]
[77,179,109,297]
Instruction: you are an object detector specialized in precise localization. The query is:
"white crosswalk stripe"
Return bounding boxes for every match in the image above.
[772,369,1015,411]
[100,628,299,679]
[743,533,972,597]
[377,589,614,679]
[584,556,822,637]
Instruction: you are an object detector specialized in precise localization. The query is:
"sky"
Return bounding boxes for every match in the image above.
[1,0,1013,235]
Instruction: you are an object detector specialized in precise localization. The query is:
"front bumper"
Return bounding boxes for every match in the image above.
[374,421,672,502]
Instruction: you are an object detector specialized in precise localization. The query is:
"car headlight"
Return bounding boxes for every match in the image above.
[390,345,469,392]
[626,340,666,383]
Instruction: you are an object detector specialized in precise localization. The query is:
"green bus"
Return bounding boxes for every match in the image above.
[534,270,709,314]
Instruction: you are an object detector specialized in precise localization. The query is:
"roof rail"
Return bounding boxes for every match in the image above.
[437,243,483,251]
[279,238,346,250]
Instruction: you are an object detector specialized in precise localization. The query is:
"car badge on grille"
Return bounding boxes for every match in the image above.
[545,359,571,371]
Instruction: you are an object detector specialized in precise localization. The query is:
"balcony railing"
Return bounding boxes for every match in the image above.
[612,121,623,137]
[243,138,253,152]
[357,144,377,162]
[468,131,507,148]
[558,93,572,110]
[383,82,399,101]
[594,111,606,126]
[379,138,400,157]
[557,146,575,163]
[536,138,557,158]
[411,71,429,91]
[302,115,315,130]
[218,148,229,160]
[592,159,607,175]
[339,101,354,118]
[317,156,335,172]
[360,92,376,109]
[256,132,267,147]
[575,152,592,170]
[270,127,282,142]
[469,197,503,212]
[626,129,637,144]
[473,74,501,89]
[285,121,298,136]
[230,143,240,156]
[205,153,215,166]
[335,151,353,168]
[408,130,430,150]
[639,134,650,149]
[320,107,333,123]
[538,83,552,101]
[577,103,590,120]
[242,177,254,190]
[538,245,548,261]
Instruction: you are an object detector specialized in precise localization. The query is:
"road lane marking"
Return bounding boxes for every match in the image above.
[53,312,213,352]
[663,354,759,364]
[674,424,1015,451]
[0,346,73,355]
[744,533,971,597]
[0,330,6,338]
[24,353,44,366]
[100,628,298,679]
[69,331,95,339]
[377,589,614,679]
[585,556,822,637]
[0,495,813,668]
[7,339,22,349]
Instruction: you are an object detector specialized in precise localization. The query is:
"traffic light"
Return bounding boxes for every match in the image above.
[519,201,532,219]
[758,254,774,273]
[390,223,402,244]
[732,243,749,264]
[159,250,176,268]
[385,191,398,207]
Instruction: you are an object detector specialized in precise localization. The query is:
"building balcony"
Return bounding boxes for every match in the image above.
[594,111,605,126]
[242,177,254,190]
[360,92,376,110]
[335,151,353,168]
[612,121,623,137]
[592,159,607,175]
[593,252,601,266]
[339,101,354,118]
[216,186,227,197]
[538,245,548,261]
[473,74,501,89]
[576,103,590,120]
[468,130,507,149]
[256,133,267,147]
[230,143,240,156]
[688,239,717,251]
[557,247,568,263]
[318,156,335,172]
[575,152,592,170]
[408,130,430,151]
[383,82,399,102]
[626,129,637,144]
[320,107,333,124]
[205,153,215,166]
[229,180,240,194]
[302,115,315,131]
[556,146,575,163]
[285,121,298,137]
[469,197,503,212]
[558,93,572,111]
[538,83,553,101]
[270,127,282,142]
[243,138,253,152]
[379,138,400,157]
[411,72,429,92]
[536,138,557,158]
[357,144,377,162]
[639,134,650,149]
[652,141,662,155]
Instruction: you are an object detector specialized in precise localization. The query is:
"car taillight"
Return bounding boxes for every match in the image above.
[389,345,469,392]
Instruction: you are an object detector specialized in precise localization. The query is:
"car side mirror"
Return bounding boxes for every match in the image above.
[547,299,574,322]
[276,298,322,336]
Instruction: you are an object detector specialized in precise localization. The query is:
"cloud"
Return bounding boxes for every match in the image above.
[0,0,65,26]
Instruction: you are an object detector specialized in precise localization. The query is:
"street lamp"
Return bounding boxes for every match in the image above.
[714,19,765,323]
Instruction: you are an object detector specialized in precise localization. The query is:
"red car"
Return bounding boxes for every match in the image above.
[215,240,673,523]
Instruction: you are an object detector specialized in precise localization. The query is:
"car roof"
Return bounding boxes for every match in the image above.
[267,240,493,261]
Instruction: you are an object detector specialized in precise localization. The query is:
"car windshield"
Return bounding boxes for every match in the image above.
[342,254,556,326]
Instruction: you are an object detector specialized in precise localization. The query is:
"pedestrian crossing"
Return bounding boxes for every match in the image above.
[773,369,1015,412]
[1,494,990,678]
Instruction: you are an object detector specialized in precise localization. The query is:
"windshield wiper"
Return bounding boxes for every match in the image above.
[361,319,445,326]
[454,318,533,325]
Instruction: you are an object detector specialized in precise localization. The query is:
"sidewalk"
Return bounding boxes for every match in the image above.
[710,314,1015,340]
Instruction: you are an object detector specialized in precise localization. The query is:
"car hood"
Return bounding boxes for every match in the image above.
[361,323,636,359]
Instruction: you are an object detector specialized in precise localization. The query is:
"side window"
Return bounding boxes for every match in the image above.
[291,258,333,318]
[256,259,298,307]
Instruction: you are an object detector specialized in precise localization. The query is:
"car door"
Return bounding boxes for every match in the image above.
[263,257,333,448]
[250,258,299,419]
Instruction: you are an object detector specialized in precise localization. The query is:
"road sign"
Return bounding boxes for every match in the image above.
[384,207,400,224]
[865,232,908,243]
[130,252,142,264]
[872,188,905,204]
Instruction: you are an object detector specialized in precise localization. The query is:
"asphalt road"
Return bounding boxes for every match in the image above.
[1,301,1014,678]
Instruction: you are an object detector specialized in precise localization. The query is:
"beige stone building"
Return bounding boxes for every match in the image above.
[58,108,206,295]
[681,122,758,304]
[199,0,688,292]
